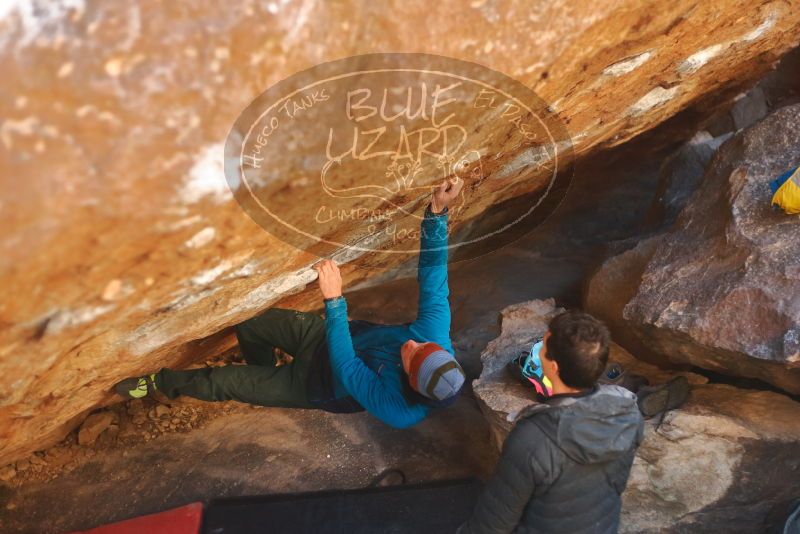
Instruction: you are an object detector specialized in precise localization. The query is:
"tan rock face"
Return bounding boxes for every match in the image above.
[1,0,799,464]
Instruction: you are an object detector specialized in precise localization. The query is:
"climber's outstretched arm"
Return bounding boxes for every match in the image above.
[410,178,463,351]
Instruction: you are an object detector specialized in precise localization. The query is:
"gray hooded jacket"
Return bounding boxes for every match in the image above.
[462,385,644,534]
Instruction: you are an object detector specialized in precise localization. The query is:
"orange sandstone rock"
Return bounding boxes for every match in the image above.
[1,0,799,465]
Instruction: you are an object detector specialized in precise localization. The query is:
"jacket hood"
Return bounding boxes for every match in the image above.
[530,385,644,465]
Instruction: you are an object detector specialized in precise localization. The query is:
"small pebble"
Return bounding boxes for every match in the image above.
[0,465,16,481]
[101,279,122,301]
[127,400,144,415]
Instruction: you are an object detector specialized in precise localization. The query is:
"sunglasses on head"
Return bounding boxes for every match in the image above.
[519,336,544,379]
[518,336,552,398]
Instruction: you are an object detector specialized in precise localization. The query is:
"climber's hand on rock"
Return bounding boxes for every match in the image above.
[431,177,463,214]
[314,259,343,300]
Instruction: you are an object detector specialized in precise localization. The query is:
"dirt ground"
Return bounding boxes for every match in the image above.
[0,130,669,533]
[0,390,496,533]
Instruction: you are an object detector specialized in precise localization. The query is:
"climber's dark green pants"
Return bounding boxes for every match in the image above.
[155,308,326,408]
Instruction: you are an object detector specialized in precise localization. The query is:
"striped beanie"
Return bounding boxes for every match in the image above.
[407,343,465,402]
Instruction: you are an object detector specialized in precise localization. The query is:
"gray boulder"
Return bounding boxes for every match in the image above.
[623,383,800,533]
[587,104,800,394]
[731,86,770,131]
[646,130,732,229]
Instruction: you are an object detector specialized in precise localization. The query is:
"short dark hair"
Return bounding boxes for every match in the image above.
[545,311,610,389]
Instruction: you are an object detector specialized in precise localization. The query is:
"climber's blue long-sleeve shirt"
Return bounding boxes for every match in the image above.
[323,209,453,429]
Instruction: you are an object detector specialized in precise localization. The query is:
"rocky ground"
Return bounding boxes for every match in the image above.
[0,393,496,534]
[0,353,238,492]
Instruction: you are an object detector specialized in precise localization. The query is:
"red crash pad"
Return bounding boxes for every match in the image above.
[74,502,203,534]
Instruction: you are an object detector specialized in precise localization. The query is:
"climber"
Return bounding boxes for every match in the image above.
[460,311,644,534]
[114,178,466,429]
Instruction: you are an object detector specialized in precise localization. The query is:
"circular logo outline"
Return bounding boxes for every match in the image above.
[225,53,573,261]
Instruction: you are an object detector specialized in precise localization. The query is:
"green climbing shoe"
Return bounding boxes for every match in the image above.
[114,374,157,399]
